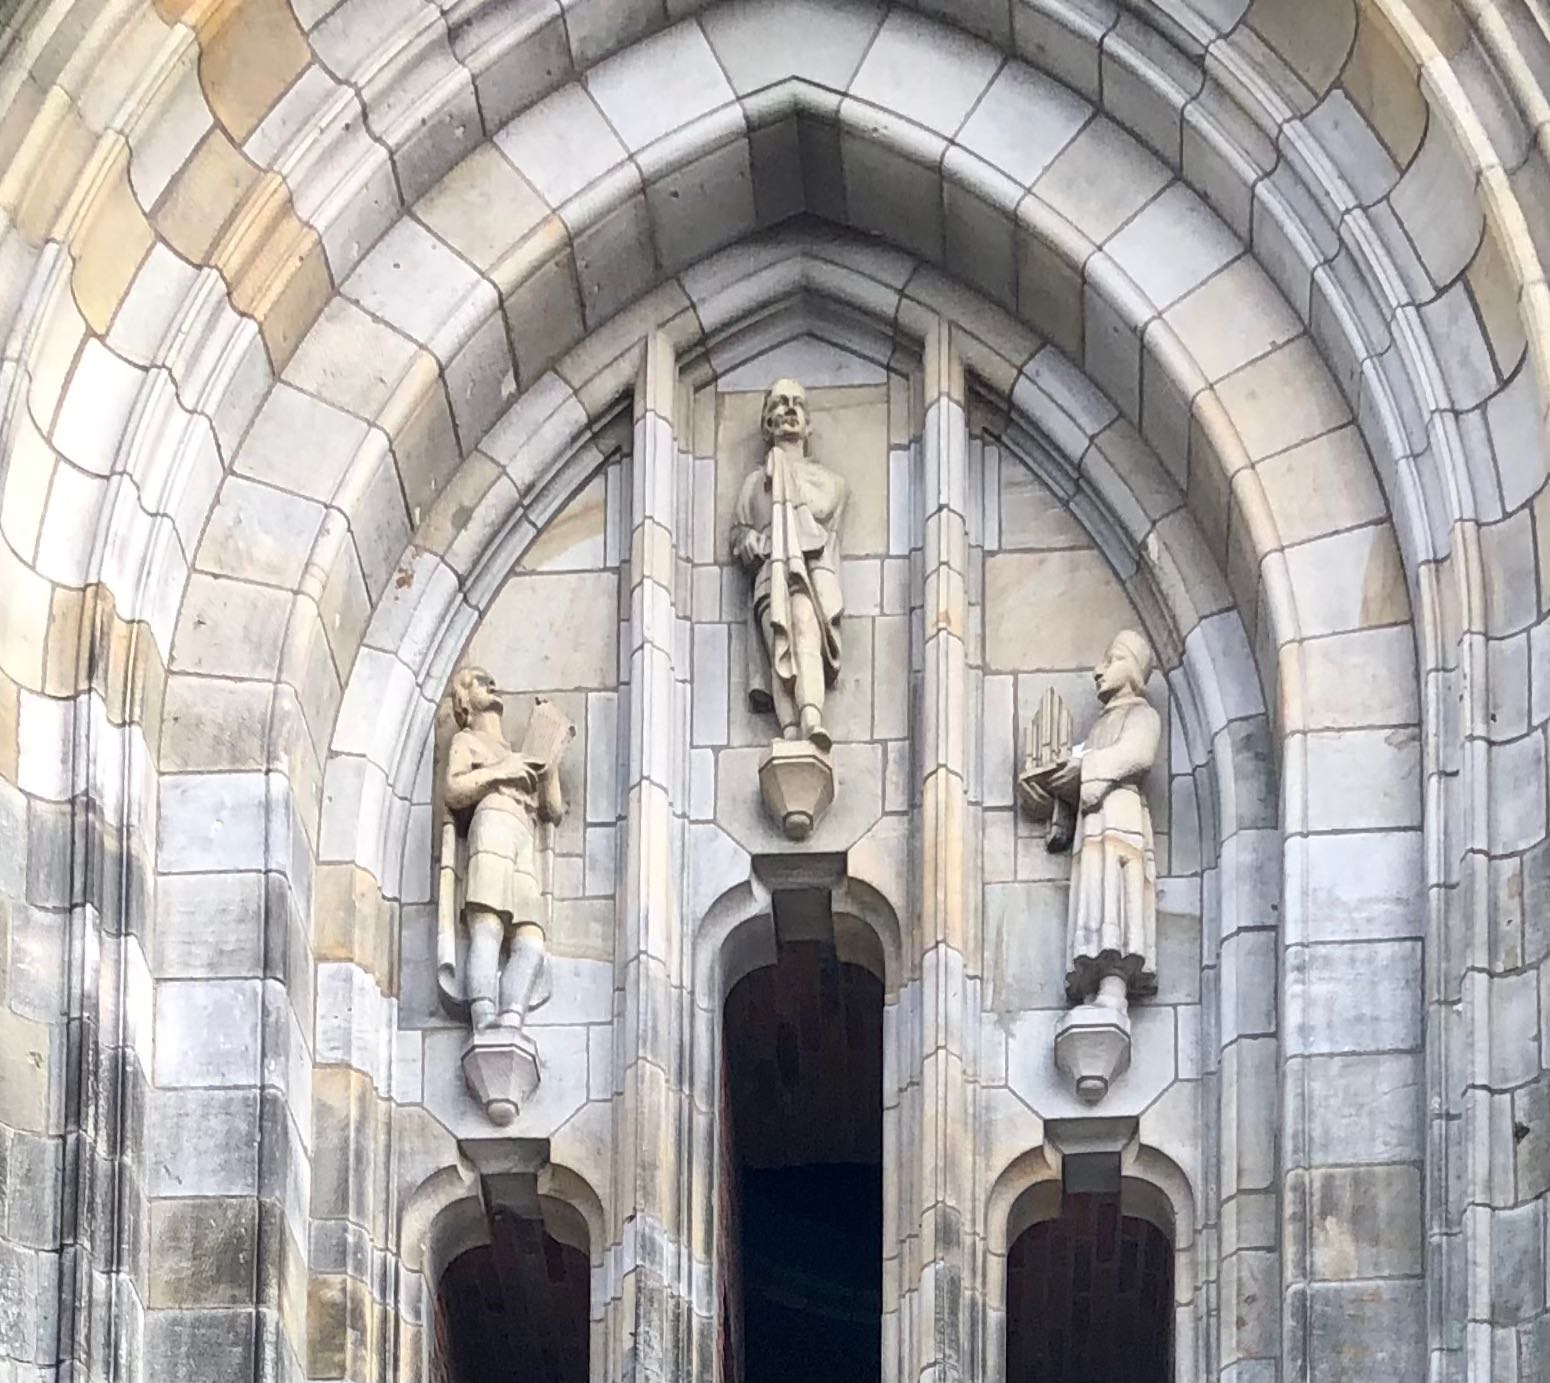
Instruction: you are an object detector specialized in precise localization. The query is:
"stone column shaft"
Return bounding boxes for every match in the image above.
[907,321,975,1383]
[608,334,693,1383]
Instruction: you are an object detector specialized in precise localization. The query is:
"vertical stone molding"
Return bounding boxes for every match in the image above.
[907,319,976,1381]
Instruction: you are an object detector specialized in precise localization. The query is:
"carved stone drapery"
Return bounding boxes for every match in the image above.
[1019,630,1161,1102]
[730,377,848,838]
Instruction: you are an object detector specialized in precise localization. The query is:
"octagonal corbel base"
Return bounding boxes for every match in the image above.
[759,739,835,840]
[461,1027,542,1127]
[1054,1004,1132,1105]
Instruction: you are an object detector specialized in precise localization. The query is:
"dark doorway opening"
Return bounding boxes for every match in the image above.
[435,1208,589,1383]
[722,935,884,1383]
[1005,1191,1172,1383]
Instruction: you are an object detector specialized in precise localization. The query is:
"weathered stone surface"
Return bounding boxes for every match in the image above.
[5,5,1550,1377]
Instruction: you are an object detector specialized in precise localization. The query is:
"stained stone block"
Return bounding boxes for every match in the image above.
[52,338,144,476]
[957,63,1089,188]
[1283,831,1423,943]
[1034,121,1170,248]
[1303,1053,1423,1165]
[142,1307,256,1383]
[985,550,1136,671]
[0,1005,52,1133]
[1309,1165,1423,1279]
[587,22,734,153]
[465,572,619,691]
[154,979,262,1087]
[1165,257,1303,382]
[0,1239,42,1361]
[197,478,325,589]
[1299,729,1421,832]
[1512,1073,1550,1199]
[170,575,291,679]
[1305,1280,1426,1382]
[1107,184,1239,310]
[1280,525,1408,638]
[1489,1200,1545,1325]
[1489,970,1542,1090]
[848,10,1000,137]
[985,881,1067,1010]
[148,1198,258,1307]
[1287,940,1421,1055]
[1082,279,1142,422]
[144,1089,260,1198]
[572,191,656,326]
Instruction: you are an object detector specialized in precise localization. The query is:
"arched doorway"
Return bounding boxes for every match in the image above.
[720,927,885,1383]
[433,1206,590,1383]
[1005,1191,1173,1383]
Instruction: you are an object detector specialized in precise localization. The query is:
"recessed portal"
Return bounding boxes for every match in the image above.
[1005,1191,1172,1383]
[722,936,884,1383]
[435,1208,589,1383]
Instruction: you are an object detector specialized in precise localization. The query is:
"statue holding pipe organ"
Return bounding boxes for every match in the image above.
[1019,630,1161,1103]
[438,666,574,1125]
[730,378,848,839]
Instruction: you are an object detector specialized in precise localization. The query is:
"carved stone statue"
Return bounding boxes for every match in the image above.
[730,379,849,840]
[731,378,847,751]
[1019,630,1161,1102]
[438,667,573,1122]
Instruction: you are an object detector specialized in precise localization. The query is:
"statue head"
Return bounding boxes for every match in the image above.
[761,378,810,446]
[1094,630,1153,702]
[450,666,502,726]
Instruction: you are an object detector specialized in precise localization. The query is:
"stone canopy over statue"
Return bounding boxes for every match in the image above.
[731,378,848,839]
[438,666,574,1124]
[1019,630,1161,1103]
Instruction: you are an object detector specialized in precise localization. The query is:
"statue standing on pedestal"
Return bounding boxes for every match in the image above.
[1019,630,1161,1102]
[438,668,573,1123]
[1060,630,1161,1008]
[731,378,848,750]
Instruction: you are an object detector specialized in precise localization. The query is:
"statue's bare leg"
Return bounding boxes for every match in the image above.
[466,908,504,1028]
[790,591,830,749]
[498,921,546,1030]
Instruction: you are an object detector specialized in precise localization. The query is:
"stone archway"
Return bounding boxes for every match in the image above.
[3,3,1546,1381]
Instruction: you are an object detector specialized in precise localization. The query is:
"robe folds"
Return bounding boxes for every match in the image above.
[732,445,845,709]
[1066,693,1161,1003]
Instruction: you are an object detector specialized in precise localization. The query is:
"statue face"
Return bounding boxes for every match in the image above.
[761,379,809,445]
[1094,641,1142,701]
[457,667,503,723]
